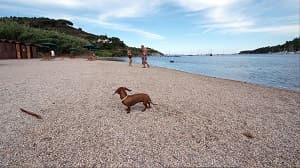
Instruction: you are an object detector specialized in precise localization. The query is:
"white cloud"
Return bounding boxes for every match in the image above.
[2,0,299,37]
[1,0,164,39]
[97,1,161,20]
[200,6,257,33]
[75,16,165,40]
[4,0,161,19]
[172,0,256,32]
[1,0,83,8]
[237,25,299,34]
[173,0,299,35]
[173,0,237,11]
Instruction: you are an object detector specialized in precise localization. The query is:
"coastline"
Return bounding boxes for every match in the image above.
[0,58,299,167]
[100,55,300,92]
[146,64,300,93]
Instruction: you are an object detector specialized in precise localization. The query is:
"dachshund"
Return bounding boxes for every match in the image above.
[113,87,156,113]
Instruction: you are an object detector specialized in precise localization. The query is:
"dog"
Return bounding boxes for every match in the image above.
[113,87,156,113]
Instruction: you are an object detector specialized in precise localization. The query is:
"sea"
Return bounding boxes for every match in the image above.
[116,54,300,91]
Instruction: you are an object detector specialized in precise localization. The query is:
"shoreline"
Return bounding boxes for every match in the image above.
[149,64,300,93]
[0,58,299,167]
[98,56,300,92]
[3,58,299,93]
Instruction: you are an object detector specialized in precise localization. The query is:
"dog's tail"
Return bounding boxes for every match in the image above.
[150,101,157,105]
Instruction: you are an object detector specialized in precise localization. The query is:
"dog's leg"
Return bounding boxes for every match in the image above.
[142,102,147,111]
[148,102,151,108]
[126,106,131,113]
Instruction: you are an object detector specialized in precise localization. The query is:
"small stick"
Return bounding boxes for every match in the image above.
[242,131,254,139]
[20,108,42,119]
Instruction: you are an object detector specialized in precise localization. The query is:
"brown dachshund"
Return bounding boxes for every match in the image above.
[113,87,156,113]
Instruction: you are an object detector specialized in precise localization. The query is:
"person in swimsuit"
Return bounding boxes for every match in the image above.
[141,45,150,68]
[127,47,133,66]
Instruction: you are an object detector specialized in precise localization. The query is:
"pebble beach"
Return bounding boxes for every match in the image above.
[0,58,299,167]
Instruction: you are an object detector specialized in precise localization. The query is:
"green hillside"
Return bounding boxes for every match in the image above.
[240,37,300,54]
[0,17,163,57]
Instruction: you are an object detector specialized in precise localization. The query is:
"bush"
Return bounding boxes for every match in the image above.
[0,20,89,54]
[95,49,126,57]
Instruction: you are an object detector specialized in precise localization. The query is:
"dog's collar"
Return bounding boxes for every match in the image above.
[121,95,128,102]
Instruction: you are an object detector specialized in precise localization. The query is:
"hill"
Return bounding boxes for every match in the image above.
[239,37,300,54]
[0,17,163,57]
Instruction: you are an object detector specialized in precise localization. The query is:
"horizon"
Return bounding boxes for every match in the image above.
[0,0,299,54]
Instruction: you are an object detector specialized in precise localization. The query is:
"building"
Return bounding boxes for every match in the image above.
[0,39,38,59]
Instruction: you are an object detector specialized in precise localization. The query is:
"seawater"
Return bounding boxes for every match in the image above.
[118,54,300,91]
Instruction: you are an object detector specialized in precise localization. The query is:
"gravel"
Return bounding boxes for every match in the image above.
[0,58,299,167]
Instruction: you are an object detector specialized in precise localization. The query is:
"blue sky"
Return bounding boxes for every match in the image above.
[0,0,299,54]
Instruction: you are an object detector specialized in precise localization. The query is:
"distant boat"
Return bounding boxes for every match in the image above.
[170,60,174,63]
[209,53,213,56]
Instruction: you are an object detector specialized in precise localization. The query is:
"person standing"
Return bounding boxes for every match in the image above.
[127,47,133,66]
[141,45,150,68]
[50,50,55,58]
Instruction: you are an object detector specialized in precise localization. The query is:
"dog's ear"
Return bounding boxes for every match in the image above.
[125,87,132,92]
[113,87,121,95]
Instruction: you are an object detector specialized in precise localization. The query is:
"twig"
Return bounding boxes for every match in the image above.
[242,131,254,139]
[20,108,42,119]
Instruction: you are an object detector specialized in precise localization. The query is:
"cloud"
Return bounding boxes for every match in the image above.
[1,0,299,37]
[1,0,164,39]
[172,0,256,32]
[173,0,237,11]
[97,1,162,20]
[75,16,165,40]
[3,0,160,19]
[173,0,299,35]
[1,0,83,8]
[237,25,299,34]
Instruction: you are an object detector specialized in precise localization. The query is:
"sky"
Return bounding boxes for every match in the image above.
[0,0,299,54]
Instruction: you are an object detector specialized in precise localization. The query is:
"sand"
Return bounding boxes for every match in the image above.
[0,58,299,167]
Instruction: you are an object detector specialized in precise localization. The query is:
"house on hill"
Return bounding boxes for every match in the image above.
[0,39,38,59]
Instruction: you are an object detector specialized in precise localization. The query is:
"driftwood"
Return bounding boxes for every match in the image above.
[20,108,42,119]
[242,131,254,139]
